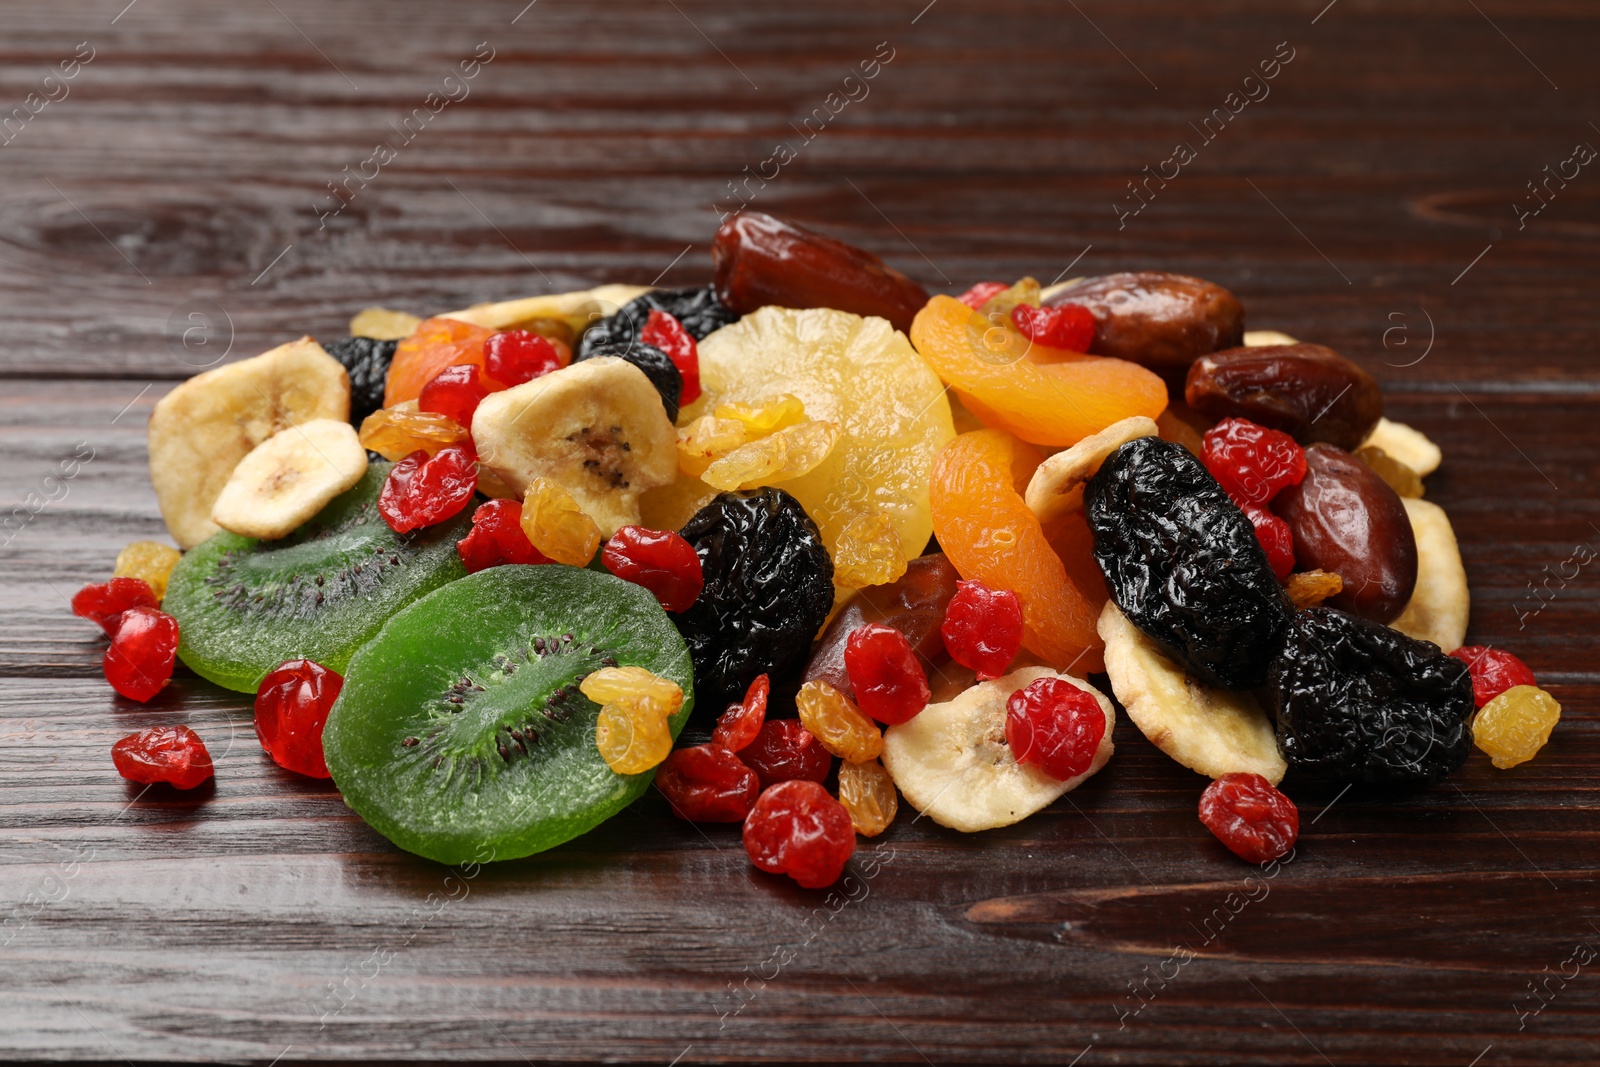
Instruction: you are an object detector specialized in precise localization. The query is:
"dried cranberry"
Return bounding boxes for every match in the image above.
[941,579,1023,681]
[742,779,855,889]
[956,281,1008,308]
[1244,503,1296,581]
[601,525,704,613]
[418,363,491,430]
[254,659,343,778]
[1450,645,1538,709]
[844,622,930,725]
[1202,417,1307,507]
[1198,772,1298,864]
[379,446,478,534]
[1011,303,1095,352]
[738,719,831,789]
[639,309,702,404]
[457,499,548,573]
[1005,677,1106,781]
[111,725,213,790]
[72,577,158,637]
[483,329,563,388]
[657,743,761,822]
[103,605,178,702]
[712,674,769,752]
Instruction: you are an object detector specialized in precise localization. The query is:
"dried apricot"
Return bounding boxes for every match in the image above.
[383,316,498,407]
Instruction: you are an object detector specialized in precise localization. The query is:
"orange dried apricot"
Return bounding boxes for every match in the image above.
[929,429,1103,672]
[384,317,502,407]
[910,295,1166,448]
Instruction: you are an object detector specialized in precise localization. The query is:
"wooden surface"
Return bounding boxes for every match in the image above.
[2,1,1598,1062]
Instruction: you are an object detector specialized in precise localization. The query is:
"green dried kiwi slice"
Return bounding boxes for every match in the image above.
[322,564,695,864]
[162,461,469,692]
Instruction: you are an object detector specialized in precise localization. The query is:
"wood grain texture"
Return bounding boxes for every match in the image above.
[1,0,1597,1063]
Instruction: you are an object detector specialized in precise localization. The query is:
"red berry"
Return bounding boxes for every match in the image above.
[457,499,549,573]
[844,622,930,725]
[742,779,855,889]
[378,445,478,534]
[1244,503,1296,580]
[72,577,158,637]
[111,725,213,790]
[956,281,1008,309]
[656,743,761,822]
[941,579,1023,680]
[1450,645,1538,709]
[738,719,831,789]
[1198,772,1298,864]
[1202,417,1307,507]
[639,310,701,404]
[712,673,769,753]
[482,329,563,389]
[103,606,178,702]
[254,659,343,778]
[1004,677,1106,781]
[601,525,704,613]
[418,363,491,430]
[1011,302,1095,352]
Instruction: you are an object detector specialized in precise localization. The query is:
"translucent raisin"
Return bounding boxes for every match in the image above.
[582,667,684,775]
[1283,569,1343,610]
[113,541,182,603]
[795,679,884,763]
[832,510,907,590]
[521,477,603,567]
[837,758,897,837]
[1472,684,1560,769]
[359,402,470,461]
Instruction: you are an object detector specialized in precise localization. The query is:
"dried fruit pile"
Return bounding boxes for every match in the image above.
[69,211,1554,884]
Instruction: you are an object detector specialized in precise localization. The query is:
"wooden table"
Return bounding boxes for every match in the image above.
[3,1,1596,1062]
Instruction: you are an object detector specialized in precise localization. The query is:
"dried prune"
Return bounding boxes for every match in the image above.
[676,488,834,708]
[572,340,683,422]
[578,284,738,359]
[325,336,399,426]
[1085,436,1291,689]
[1267,607,1474,783]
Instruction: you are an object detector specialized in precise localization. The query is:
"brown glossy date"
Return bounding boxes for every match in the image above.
[1272,444,1417,623]
[712,211,931,334]
[1047,271,1244,381]
[1185,342,1382,450]
[802,552,959,697]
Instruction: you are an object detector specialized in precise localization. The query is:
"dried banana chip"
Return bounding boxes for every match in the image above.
[1361,416,1442,477]
[1024,415,1158,523]
[1243,329,1300,346]
[1390,497,1468,652]
[442,283,653,333]
[211,419,367,540]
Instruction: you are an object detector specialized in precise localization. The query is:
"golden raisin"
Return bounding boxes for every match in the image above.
[1356,446,1424,498]
[676,415,748,478]
[796,679,884,763]
[113,541,182,602]
[701,419,840,492]
[832,510,907,589]
[715,393,806,436]
[359,401,470,460]
[520,477,603,566]
[594,703,674,774]
[1284,569,1344,610]
[579,666,685,715]
[837,758,898,836]
[349,306,423,341]
[1473,684,1560,769]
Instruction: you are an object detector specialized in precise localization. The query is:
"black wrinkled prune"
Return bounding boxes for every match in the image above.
[675,487,834,710]
[1267,607,1474,784]
[573,340,683,422]
[1085,436,1292,689]
[577,284,739,359]
[325,336,398,425]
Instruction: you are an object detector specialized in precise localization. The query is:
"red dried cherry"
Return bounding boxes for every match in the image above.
[1011,303,1095,352]
[1244,503,1296,581]
[1450,645,1538,709]
[738,719,831,789]
[956,281,1008,309]
[418,363,491,430]
[1202,417,1307,507]
[254,659,343,778]
[844,622,930,725]
[104,605,178,702]
[483,329,563,389]
[601,525,704,612]
[72,577,158,637]
[111,725,213,790]
[379,445,478,534]
[457,499,548,573]
[712,673,770,752]
[1005,677,1105,781]
[941,579,1023,680]
[1198,772,1298,864]
[742,779,856,889]
[656,743,761,822]
[639,309,701,405]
